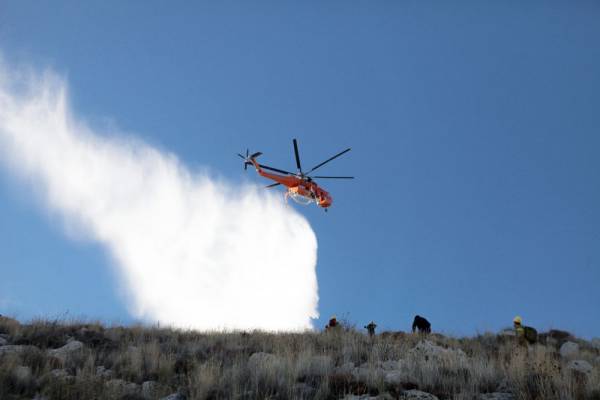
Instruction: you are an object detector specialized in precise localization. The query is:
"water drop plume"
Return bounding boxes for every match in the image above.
[0,60,319,331]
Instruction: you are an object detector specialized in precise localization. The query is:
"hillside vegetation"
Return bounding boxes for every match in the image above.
[0,316,599,400]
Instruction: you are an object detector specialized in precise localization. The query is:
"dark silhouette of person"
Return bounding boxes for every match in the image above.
[412,315,431,333]
[364,321,377,337]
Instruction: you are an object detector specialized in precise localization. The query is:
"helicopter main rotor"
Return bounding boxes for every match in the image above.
[251,138,354,188]
[292,138,353,178]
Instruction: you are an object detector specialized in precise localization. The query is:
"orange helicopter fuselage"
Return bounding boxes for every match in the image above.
[249,158,332,208]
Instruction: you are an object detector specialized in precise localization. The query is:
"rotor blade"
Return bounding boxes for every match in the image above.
[312,176,355,179]
[293,138,302,173]
[237,153,247,159]
[265,182,282,188]
[258,164,298,175]
[307,148,351,174]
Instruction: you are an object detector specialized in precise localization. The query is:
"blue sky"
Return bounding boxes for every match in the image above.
[0,1,599,337]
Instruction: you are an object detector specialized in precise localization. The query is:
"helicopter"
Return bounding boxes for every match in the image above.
[238,139,353,210]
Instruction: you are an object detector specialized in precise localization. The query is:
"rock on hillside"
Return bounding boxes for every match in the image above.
[409,340,467,362]
[567,360,594,375]
[105,379,139,396]
[541,329,573,346]
[160,394,185,400]
[0,344,38,355]
[248,352,282,370]
[141,381,159,399]
[560,341,579,358]
[47,340,84,362]
[13,365,32,384]
[399,390,440,399]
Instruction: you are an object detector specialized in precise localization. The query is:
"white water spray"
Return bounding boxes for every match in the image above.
[0,60,319,331]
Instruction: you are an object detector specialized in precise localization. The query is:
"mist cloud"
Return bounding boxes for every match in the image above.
[0,61,319,331]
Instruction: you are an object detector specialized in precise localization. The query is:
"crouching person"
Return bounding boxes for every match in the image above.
[412,315,431,334]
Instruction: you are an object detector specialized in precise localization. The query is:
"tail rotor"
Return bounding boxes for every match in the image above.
[237,149,262,170]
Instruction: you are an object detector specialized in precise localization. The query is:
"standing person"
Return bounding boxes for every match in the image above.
[325,315,340,331]
[412,315,431,334]
[364,321,377,337]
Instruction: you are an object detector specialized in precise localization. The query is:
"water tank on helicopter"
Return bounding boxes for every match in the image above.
[288,191,315,205]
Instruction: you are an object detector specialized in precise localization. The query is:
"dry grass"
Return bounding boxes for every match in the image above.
[0,316,599,399]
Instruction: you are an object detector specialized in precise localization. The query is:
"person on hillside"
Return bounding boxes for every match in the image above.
[513,315,538,344]
[412,315,431,334]
[325,315,340,331]
[364,321,377,337]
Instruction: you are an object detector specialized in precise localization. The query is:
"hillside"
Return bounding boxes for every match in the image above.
[0,316,599,400]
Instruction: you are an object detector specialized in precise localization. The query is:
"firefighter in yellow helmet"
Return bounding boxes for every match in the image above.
[513,315,537,344]
[513,316,524,336]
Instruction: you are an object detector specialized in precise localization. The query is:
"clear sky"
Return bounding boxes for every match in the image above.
[0,1,599,337]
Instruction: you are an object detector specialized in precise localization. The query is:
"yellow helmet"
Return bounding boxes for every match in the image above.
[331,315,337,320]
[513,315,522,324]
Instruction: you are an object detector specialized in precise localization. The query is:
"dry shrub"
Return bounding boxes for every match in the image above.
[248,352,295,397]
[42,375,105,400]
[469,356,502,393]
[20,345,47,375]
[295,351,332,387]
[188,360,223,399]
[329,372,369,398]
[13,319,69,349]
[0,354,34,398]
[0,315,20,336]
[75,324,118,352]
